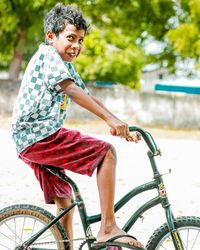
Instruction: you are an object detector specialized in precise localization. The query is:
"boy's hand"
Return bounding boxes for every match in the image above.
[109,120,141,143]
[125,132,141,143]
[107,118,129,138]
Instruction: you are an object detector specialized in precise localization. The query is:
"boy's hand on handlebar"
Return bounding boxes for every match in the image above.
[107,118,129,138]
[125,132,141,143]
[109,122,141,143]
[107,117,141,143]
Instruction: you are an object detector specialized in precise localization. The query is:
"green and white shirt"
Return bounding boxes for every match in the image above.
[12,43,89,155]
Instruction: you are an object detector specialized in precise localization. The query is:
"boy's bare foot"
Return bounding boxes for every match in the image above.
[96,225,144,248]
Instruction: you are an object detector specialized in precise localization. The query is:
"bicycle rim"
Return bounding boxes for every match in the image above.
[0,205,67,250]
[155,226,200,249]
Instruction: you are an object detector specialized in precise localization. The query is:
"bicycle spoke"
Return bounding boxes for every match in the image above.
[191,230,200,250]
[1,220,22,243]
[179,230,187,249]
[160,235,172,250]
[19,216,26,244]
[180,227,200,250]
[0,216,57,248]
[186,229,189,250]
[34,231,57,243]
[31,217,37,237]
[0,229,16,242]
[160,244,168,249]
[14,217,17,246]
[0,242,11,250]
[153,225,200,250]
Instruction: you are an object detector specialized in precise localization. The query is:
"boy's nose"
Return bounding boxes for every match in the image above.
[72,42,81,49]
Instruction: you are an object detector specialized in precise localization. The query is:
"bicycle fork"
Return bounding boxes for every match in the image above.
[165,207,185,250]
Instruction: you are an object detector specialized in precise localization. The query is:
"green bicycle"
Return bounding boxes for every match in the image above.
[0,126,200,249]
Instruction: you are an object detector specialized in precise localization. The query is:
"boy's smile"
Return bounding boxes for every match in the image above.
[47,23,85,62]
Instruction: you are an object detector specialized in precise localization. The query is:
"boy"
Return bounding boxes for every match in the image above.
[12,3,143,249]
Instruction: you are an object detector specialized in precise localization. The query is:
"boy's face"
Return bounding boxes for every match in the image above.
[47,23,85,62]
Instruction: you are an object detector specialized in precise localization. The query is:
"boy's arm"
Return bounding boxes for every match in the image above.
[90,95,119,120]
[59,79,129,138]
[90,95,140,142]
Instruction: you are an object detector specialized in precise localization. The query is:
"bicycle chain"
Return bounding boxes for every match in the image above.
[31,238,97,250]
[31,237,86,246]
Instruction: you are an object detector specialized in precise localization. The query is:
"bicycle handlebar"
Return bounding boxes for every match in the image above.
[129,126,159,155]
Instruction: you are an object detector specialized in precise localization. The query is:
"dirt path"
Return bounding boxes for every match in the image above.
[2,113,200,140]
[0,114,200,246]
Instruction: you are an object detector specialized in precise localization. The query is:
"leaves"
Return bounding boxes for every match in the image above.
[74,28,144,88]
[166,0,200,65]
[0,0,199,86]
[167,23,199,58]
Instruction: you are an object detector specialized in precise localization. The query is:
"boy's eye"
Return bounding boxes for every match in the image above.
[67,35,74,40]
[66,35,84,45]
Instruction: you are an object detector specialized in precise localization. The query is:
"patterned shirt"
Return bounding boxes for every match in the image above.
[12,43,89,155]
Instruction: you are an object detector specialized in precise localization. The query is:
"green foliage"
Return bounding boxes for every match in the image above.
[0,0,58,70]
[75,28,143,89]
[166,0,200,67]
[71,0,177,88]
[167,23,200,58]
[0,1,17,68]
[2,0,198,87]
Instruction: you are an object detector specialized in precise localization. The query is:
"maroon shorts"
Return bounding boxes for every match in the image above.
[19,128,111,204]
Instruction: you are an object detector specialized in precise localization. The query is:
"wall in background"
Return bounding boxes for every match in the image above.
[1,80,200,129]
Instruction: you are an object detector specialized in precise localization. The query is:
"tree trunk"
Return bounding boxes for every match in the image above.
[8,31,25,80]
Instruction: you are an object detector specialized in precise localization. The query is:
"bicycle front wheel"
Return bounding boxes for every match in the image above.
[146,216,200,250]
[0,204,69,250]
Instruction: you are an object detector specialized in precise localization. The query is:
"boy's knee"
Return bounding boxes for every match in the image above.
[107,145,117,162]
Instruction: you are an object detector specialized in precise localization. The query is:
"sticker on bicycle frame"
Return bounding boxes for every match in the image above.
[86,226,94,239]
[159,183,167,198]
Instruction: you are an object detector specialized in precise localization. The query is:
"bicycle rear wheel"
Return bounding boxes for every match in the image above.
[0,204,69,250]
[146,216,200,250]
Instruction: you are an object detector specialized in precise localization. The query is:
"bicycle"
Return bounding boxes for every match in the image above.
[0,126,200,250]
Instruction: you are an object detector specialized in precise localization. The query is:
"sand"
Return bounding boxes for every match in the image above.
[0,117,199,247]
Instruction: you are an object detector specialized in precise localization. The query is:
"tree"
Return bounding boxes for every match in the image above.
[0,0,57,79]
[76,0,176,87]
[75,28,144,88]
[166,0,200,75]
[0,0,176,87]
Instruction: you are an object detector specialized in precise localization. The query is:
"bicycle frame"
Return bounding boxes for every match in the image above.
[21,126,185,250]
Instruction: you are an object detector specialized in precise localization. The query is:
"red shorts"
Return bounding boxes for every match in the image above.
[19,128,111,204]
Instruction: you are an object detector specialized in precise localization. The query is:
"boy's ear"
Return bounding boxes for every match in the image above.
[46,31,55,44]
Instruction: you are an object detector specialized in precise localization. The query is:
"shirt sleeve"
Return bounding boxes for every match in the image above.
[43,50,74,92]
[64,62,90,95]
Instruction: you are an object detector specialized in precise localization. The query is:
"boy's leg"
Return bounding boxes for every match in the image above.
[96,146,116,229]
[96,146,144,248]
[54,197,74,250]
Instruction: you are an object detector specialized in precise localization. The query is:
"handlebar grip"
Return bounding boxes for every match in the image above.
[129,126,158,154]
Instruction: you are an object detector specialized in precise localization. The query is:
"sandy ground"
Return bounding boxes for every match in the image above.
[0,115,200,247]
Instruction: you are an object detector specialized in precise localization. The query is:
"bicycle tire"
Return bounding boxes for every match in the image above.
[0,204,69,250]
[146,216,200,250]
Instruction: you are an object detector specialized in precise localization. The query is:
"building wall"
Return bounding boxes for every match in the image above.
[1,79,200,129]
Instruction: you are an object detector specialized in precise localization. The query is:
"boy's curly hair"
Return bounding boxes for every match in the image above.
[44,3,90,37]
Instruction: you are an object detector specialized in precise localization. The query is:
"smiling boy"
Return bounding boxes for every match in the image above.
[11,3,143,249]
